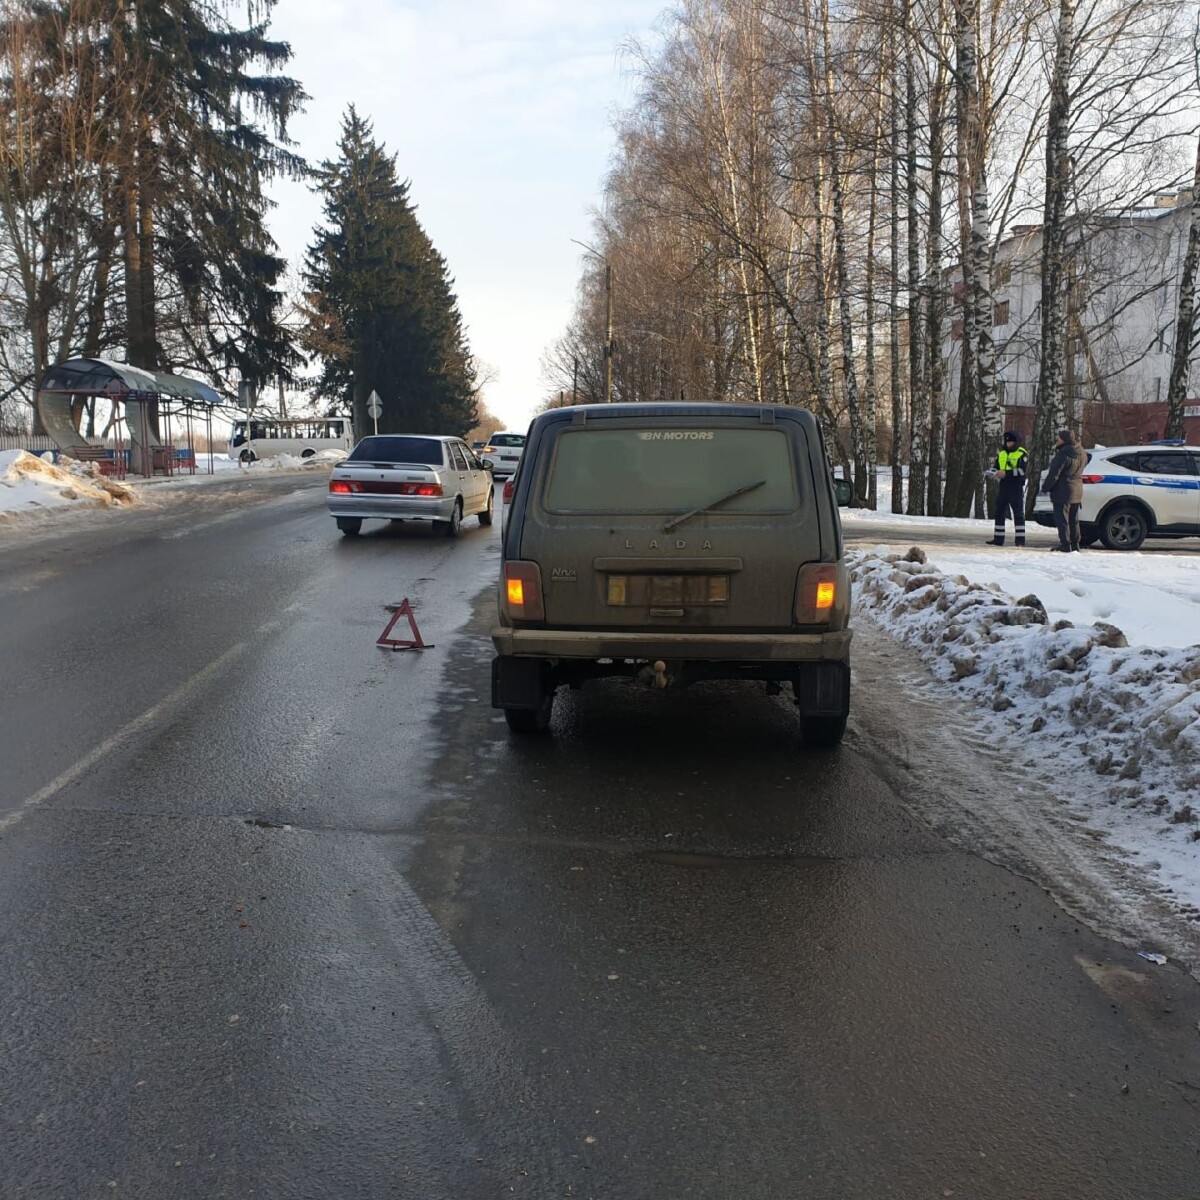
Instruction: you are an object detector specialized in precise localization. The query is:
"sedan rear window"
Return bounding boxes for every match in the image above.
[544,428,799,514]
[347,437,444,466]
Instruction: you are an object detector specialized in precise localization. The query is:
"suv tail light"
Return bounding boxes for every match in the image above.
[503,560,545,621]
[503,479,515,504]
[1081,474,1103,484]
[794,563,838,625]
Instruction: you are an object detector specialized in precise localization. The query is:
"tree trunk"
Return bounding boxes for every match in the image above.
[812,167,836,459]
[903,0,927,514]
[121,175,145,365]
[863,71,884,511]
[943,0,982,516]
[925,52,949,517]
[889,4,904,513]
[820,0,867,505]
[1165,137,1200,440]
[1029,0,1076,509]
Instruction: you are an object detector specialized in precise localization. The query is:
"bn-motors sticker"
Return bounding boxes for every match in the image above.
[638,431,715,440]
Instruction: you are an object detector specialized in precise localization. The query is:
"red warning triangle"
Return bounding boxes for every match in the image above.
[376,598,432,650]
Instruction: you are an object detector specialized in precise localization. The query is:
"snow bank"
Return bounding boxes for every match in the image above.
[851,546,1200,912]
[0,449,136,520]
[921,547,1200,650]
[241,449,345,471]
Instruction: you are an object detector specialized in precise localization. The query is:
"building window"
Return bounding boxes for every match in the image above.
[994,262,1012,287]
[994,300,1010,326]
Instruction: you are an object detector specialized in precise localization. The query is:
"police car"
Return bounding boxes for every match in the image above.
[1032,440,1200,550]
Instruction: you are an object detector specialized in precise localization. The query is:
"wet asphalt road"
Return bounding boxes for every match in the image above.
[2,478,1199,1199]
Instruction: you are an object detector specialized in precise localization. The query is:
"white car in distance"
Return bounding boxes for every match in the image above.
[481,431,526,477]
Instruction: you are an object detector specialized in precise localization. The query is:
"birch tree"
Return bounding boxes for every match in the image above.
[1164,99,1200,439]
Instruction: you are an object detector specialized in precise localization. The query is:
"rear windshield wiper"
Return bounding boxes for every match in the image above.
[663,479,766,533]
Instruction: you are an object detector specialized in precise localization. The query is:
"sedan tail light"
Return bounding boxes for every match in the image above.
[329,479,359,494]
[503,560,545,621]
[794,563,839,625]
[402,482,442,496]
[1081,474,1104,484]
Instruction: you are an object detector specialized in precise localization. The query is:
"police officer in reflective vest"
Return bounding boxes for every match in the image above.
[986,431,1028,547]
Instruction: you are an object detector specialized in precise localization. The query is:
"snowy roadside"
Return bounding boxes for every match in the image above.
[0,447,340,525]
[849,545,1200,939]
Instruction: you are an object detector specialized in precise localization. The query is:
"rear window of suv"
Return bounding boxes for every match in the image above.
[346,436,445,465]
[543,427,799,514]
[491,434,525,448]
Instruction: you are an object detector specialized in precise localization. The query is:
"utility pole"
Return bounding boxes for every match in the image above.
[604,263,614,404]
[571,239,615,404]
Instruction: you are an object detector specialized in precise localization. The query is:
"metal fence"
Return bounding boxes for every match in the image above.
[0,433,58,455]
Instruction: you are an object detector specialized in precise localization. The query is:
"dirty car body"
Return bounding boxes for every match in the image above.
[491,403,851,744]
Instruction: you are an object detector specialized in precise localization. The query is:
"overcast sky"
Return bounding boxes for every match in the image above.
[266,0,665,431]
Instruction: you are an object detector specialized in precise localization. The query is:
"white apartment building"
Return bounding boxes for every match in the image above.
[943,192,1200,445]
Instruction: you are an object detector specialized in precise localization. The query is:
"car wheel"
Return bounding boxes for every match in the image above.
[336,517,362,537]
[801,714,847,748]
[479,489,494,527]
[504,691,554,734]
[1079,523,1100,549]
[301,448,315,459]
[1100,505,1147,551]
[239,448,256,463]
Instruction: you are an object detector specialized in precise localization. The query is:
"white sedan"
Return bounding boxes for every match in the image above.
[327,434,494,538]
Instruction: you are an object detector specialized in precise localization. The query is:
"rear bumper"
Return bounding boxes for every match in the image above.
[327,495,456,521]
[491,627,851,662]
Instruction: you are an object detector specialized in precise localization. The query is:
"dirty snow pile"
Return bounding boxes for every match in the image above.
[242,449,344,471]
[850,546,1200,906]
[0,449,136,519]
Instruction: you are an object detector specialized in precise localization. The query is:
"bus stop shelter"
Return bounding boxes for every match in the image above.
[35,358,224,477]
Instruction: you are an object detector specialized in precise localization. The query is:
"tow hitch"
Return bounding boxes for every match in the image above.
[637,659,672,689]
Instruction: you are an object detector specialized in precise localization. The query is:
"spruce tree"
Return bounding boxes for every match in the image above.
[302,108,478,438]
[93,0,305,385]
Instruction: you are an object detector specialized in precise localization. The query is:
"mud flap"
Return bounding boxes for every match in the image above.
[492,657,549,710]
[794,661,850,717]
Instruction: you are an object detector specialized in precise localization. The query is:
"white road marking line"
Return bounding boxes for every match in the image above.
[1,641,251,834]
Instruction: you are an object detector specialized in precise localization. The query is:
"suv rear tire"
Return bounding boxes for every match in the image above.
[1100,504,1148,551]
[801,714,847,748]
[504,692,554,734]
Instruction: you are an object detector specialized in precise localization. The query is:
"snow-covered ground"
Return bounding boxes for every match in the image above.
[0,447,341,523]
[850,545,1200,930]
[0,449,137,518]
[918,548,1199,650]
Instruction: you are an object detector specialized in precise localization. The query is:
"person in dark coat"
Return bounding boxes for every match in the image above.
[985,430,1028,546]
[1040,428,1085,551]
